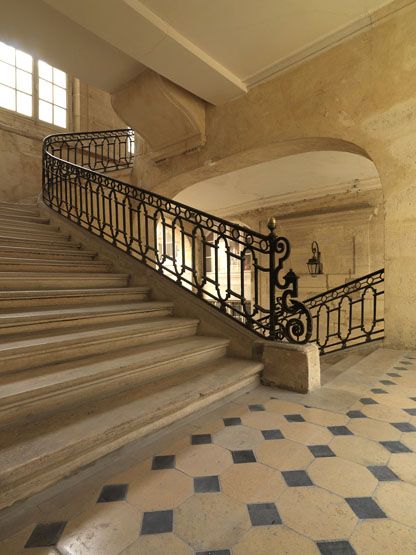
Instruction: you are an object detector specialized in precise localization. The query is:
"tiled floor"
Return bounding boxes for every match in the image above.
[2,351,416,554]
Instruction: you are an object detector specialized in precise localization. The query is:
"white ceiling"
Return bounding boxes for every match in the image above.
[5,0,395,103]
[174,151,380,215]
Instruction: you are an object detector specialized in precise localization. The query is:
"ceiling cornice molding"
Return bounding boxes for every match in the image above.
[244,0,415,89]
[215,177,381,218]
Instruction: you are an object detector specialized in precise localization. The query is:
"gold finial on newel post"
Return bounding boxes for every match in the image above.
[267,216,276,235]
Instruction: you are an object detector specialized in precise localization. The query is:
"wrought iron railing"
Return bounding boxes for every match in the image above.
[304,269,384,354]
[42,129,312,344]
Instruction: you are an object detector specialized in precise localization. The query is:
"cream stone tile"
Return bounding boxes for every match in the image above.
[348,418,401,441]
[232,386,273,405]
[57,502,141,555]
[175,444,232,476]
[350,520,416,554]
[264,399,307,414]
[241,411,287,430]
[401,435,416,451]
[127,469,193,510]
[330,435,389,465]
[256,439,313,470]
[36,481,102,523]
[152,436,192,457]
[388,453,416,484]
[278,487,357,541]
[221,462,286,503]
[175,493,250,550]
[375,482,416,527]
[361,403,410,423]
[0,524,59,555]
[302,407,349,427]
[213,425,263,450]
[308,457,377,497]
[192,416,225,435]
[120,534,192,554]
[279,421,333,445]
[233,525,318,555]
[376,393,415,409]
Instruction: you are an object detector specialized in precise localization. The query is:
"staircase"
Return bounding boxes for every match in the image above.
[0,201,262,511]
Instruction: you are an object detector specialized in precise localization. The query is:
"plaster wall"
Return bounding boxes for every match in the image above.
[121,0,416,349]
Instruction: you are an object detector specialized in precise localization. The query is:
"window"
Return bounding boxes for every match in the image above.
[0,40,67,128]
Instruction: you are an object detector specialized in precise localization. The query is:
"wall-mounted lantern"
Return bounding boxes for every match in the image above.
[307,241,323,276]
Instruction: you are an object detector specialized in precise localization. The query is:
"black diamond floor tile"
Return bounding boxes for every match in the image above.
[151,455,175,470]
[400,361,412,365]
[346,497,386,519]
[380,440,412,453]
[380,380,397,385]
[261,429,284,440]
[391,422,416,432]
[308,445,336,458]
[367,465,400,481]
[223,417,242,426]
[360,398,378,405]
[249,404,265,411]
[247,502,282,526]
[25,522,67,548]
[410,397,416,402]
[194,475,221,493]
[191,434,212,445]
[141,510,173,535]
[196,550,231,555]
[328,426,353,436]
[404,408,416,416]
[387,373,401,378]
[317,540,357,555]
[394,367,409,371]
[97,484,128,503]
[347,410,367,419]
[284,414,305,422]
[231,450,256,463]
[282,470,313,487]
[371,388,388,394]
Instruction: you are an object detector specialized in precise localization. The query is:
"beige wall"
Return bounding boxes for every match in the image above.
[0,80,125,203]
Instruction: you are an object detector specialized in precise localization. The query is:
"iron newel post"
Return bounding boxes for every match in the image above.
[267,216,277,339]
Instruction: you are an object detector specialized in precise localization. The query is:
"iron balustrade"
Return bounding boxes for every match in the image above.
[42,128,312,345]
[304,268,384,354]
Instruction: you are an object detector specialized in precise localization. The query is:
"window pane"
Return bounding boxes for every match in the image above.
[39,78,52,102]
[0,84,15,110]
[38,60,52,81]
[16,91,32,116]
[16,69,32,94]
[39,99,53,123]
[53,105,66,128]
[53,85,66,108]
[16,50,32,72]
[0,41,15,65]
[0,61,15,87]
[53,67,66,88]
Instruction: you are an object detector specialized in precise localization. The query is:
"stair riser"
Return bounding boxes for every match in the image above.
[0,220,59,232]
[0,307,174,336]
[0,262,111,273]
[0,212,48,224]
[0,323,198,373]
[0,249,96,260]
[0,344,228,426]
[0,208,40,218]
[0,374,259,510]
[0,276,128,290]
[0,236,78,248]
[0,227,66,239]
[0,292,148,309]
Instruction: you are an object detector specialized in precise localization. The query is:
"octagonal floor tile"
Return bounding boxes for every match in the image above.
[175,493,250,551]
[308,457,377,497]
[350,520,416,554]
[121,534,192,554]
[348,418,401,442]
[278,486,356,541]
[279,422,333,445]
[330,435,389,466]
[127,469,193,510]
[241,411,287,430]
[221,462,286,503]
[264,399,307,414]
[233,525,318,555]
[302,408,349,427]
[175,444,232,477]
[375,481,416,527]
[388,453,416,484]
[213,425,263,451]
[361,403,411,423]
[256,439,314,470]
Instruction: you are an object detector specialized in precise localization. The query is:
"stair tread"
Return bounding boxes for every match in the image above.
[0,286,148,300]
[0,245,96,257]
[0,357,262,475]
[0,257,107,266]
[0,335,229,402]
[0,271,128,278]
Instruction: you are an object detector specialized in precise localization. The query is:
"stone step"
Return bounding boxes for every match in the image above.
[0,234,78,249]
[0,301,174,335]
[0,317,199,373]
[0,218,58,232]
[0,201,37,210]
[0,335,229,426]
[0,257,112,273]
[0,225,67,240]
[0,205,40,217]
[0,287,150,309]
[0,357,262,510]
[0,245,96,260]
[0,211,48,224]
[0,271,129,291]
